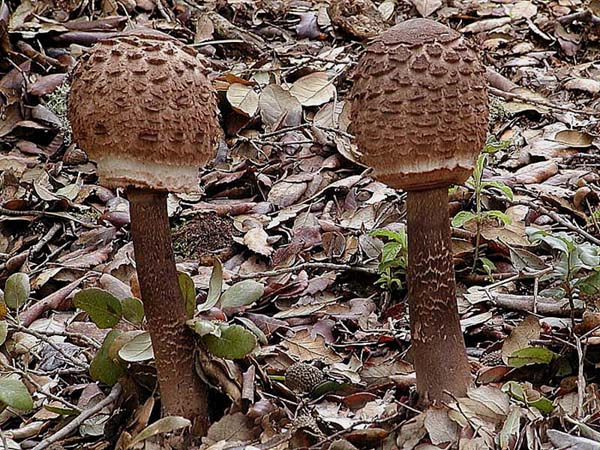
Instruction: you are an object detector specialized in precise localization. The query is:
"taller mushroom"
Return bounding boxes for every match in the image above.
[68,31,220,432]
[350,19,488,403]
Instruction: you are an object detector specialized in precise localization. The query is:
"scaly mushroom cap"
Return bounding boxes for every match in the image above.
[68,32,220,192]
[350,19,488,191]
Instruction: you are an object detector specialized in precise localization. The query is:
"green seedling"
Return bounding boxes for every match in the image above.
[452,147,513,275]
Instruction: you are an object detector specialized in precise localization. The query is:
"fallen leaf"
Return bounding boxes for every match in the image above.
[243,227,273,256]
[410,0,442,17]
[259,84,302,130]
[283,329,342,363]
[502,315,540,364]
[289,72,335,107]
[227,83,259,117]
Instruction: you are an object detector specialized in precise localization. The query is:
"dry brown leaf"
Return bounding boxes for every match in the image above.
[564,78,600,94]
[243,227,273,257]
[513,160,559,184]
[283,329,342,363]
[289,72,335,107]
[267,180,307,207]
[226,83,259,117]
[553,129,594,148]
[460,17,512,33]
[424,408,459,445]
[410,0,442,17]
[501,315,540,363]
[259,85,302,130]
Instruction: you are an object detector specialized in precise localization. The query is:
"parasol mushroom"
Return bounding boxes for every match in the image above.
[68,30,220,432]
[350,19,488,403]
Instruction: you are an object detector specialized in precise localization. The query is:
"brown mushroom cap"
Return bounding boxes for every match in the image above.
[68,33,220,193]
[350,19,488,191]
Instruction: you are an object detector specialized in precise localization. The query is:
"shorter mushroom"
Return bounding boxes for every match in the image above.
[68,31,220,432]
[350,19,488,403]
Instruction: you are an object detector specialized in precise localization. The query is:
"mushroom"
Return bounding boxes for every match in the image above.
[350,19,488,403]
[68,31,220,432]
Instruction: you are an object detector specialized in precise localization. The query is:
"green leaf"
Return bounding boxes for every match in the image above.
[483,138,511,153]
[188,318,221,337]
[473,153,487,182]
[483,210,512,225]
[236,317,268,345]
[312,380,348,397]
[452,211,477,228]
[0,378,34,411]
[502,380,524,401]
[220,280,264,309]
[379,257,406,272]
[576,272,600,296]
[44,404,80,416]
[480,257,496,277]
[530,397,554,414]
[482,180,514,200]
[0,320,7,346]
[369,228,406,243]
[508,347,557,368]
[381,242,402,264]
[5,273,30,309]
[118,331,154,362]
[178,272,196,319]
[502,381,554,414]
[121,297,145,324]
[73,288,122,329]
[202,324,257,359]
[539,234,571,254]
[127,416,191,449]
[199,258,223,313]
[90,330,126,385]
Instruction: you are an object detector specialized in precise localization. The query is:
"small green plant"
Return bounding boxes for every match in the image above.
[452,149,513,274]
[72,260,263,385]
[369,227,408,291]
[0,274,35,416]
[527,228,600,324]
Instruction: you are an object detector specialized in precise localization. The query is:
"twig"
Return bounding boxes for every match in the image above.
[3,363,81,412]
[234,261,376,280]
[190,39,245,47]
[260,123,354,140]
[483,292,584,317]
[29,384,122,450]
[30,223,62,256]
[8,323,101,349]
[0,207,93,228]
[19,275,89,327]
[574,334,586,419]
[557,8,600,25]
[488,86,598,116]
[308,413,402,449]
[7,322,89,369]
[490,192,600,246]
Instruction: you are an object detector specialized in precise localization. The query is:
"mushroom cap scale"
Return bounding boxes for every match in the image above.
[68,34,220,193]
[350,18,488,191]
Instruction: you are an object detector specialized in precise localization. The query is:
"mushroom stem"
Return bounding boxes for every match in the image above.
[128,188,210,433]
[406,186,471,403]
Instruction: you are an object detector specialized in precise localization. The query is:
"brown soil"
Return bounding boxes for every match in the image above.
[172,211,238,264]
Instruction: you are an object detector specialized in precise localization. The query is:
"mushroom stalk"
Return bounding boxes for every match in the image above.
[128,188,210,433]
[406,187,471,403]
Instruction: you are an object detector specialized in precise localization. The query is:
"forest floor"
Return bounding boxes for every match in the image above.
[0,0,599,449]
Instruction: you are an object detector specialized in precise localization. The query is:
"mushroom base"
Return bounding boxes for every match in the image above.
[406,186,471,404]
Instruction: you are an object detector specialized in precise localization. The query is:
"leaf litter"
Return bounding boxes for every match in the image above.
[0,0,599,449]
